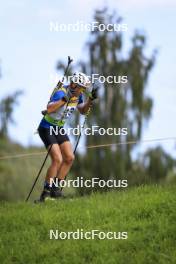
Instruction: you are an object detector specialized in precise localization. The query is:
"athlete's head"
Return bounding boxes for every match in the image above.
[70,72,91,96]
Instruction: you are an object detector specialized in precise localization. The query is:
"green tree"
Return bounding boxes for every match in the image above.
[0,90,23,139]
[73,8,156,194]
[142,146,176,182]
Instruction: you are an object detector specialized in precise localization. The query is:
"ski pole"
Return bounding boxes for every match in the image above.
[25,144,52,202]
[73,105,92,155]
[60,85,98,190]
[42,56,73,116]
[60,103,92,192]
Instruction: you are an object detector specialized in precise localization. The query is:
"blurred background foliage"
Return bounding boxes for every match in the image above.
[0,8,176,201]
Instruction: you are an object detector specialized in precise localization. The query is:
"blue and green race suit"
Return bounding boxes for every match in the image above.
[39,85,83,128]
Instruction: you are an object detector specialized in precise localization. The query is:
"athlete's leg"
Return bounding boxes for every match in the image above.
[56,141,75,180]
[39,144,63,201]
[45,143,63,183]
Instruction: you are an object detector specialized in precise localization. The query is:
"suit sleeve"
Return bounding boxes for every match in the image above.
[50,90,66,102]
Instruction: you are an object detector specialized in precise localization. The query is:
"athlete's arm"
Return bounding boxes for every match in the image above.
[47,99,66,114]
[46,90,67,114]
[77,98,92,114]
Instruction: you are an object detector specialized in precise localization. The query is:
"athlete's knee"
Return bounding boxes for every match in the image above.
[51,155,63,166]
[64,154,75,164]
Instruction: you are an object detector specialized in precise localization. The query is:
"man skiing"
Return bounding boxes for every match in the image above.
[38,72,97,202]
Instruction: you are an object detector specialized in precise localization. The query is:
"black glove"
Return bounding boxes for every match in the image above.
[89,88,98,101]
[41,110,47,116]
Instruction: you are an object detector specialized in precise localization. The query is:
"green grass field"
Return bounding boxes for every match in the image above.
[0,185,175,264]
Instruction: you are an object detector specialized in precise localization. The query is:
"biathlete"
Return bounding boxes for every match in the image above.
[38,72,97,202]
